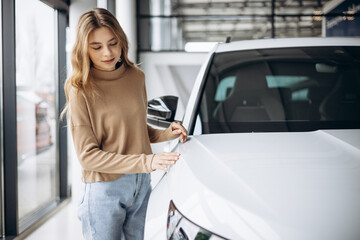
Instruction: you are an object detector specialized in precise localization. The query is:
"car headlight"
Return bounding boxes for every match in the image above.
[167,200,228,240]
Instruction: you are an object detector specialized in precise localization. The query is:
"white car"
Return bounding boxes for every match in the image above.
[145,37,360,240]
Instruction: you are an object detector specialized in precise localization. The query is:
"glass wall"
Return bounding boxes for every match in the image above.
[1,0,68,237]
[15,0,58,224]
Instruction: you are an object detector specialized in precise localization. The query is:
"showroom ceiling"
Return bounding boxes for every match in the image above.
[170,0,333,42]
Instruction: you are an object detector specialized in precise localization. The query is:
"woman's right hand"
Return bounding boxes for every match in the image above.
[151,152,180,171]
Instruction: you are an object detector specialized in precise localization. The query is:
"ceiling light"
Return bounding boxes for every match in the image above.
[185,42,217,52]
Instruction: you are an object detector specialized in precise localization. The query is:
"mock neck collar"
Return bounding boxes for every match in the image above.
[90,64,127,81]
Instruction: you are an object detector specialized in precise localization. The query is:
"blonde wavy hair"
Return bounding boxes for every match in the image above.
[61,8,134,120]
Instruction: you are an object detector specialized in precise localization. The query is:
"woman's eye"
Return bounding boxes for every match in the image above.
[92,46,101,50]
[110,42,118,46]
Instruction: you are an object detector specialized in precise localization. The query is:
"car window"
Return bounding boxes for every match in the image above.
[195,46,360,133]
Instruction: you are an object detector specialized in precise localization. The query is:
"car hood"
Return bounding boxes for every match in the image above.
[167,129,360,240]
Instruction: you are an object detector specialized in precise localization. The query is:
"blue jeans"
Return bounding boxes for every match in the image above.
[78,173,152,240]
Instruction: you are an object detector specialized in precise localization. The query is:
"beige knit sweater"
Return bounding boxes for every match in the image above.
[69,65,177,183]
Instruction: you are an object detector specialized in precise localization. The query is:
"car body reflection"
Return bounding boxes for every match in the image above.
[17,90,53,164]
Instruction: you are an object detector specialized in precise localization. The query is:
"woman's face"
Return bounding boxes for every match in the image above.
[88,27,122,71]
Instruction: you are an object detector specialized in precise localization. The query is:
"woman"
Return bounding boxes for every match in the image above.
[61,8,187,240]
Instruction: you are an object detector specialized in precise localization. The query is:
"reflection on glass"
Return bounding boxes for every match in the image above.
[16,0,58,221]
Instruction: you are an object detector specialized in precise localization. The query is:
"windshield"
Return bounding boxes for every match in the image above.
[195,46,360,134]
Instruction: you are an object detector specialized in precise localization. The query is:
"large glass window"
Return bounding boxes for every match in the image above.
[196,46,360,134]
[15,0,58,225]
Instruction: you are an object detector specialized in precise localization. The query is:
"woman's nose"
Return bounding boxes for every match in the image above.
[103,46,112,56]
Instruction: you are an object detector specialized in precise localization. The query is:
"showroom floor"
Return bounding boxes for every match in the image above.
[23,199,83,240]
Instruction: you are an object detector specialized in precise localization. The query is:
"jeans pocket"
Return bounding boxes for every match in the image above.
[78,183,87,206]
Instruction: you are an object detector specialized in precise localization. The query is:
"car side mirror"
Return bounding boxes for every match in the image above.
[147,95,178,128]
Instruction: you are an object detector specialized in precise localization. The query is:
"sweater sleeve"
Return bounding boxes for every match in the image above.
[147,124,179,143]
[69,88,154,174]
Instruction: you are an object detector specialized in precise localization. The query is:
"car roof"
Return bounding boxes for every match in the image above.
[214,37,360,53]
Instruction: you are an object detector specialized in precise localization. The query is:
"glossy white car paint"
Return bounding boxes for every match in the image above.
[146,130,360,240]
[216,37,360,53]
[145,38,360,240]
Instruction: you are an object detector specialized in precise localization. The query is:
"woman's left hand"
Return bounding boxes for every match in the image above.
[171,121,188,143]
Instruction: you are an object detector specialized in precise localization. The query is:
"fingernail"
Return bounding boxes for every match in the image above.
[178,130,181,133]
